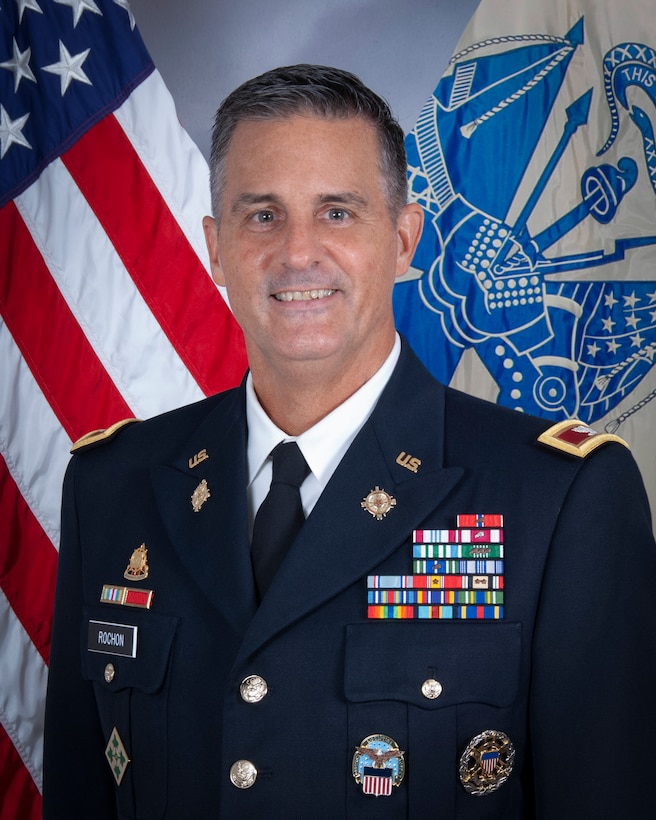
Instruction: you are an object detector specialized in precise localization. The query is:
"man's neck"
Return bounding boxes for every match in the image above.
[249,344,395,436]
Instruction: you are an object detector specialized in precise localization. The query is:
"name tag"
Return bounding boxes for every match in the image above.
[88,620,138,658]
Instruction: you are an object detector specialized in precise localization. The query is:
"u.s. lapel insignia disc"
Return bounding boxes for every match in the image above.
[191,478,210,512]
[459,729,515,795]
[124,544,149,581]
[105,726,130,786]
[361,487,397,520]
[352,734,405,797]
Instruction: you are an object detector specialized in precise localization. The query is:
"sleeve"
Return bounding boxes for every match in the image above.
[529,443,656,818]
[42,456,117,819]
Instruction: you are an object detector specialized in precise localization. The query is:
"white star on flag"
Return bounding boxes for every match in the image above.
[15,0,43,23]
[42,41,92,95]
[113,0,136,30]
[53,0,103,27]
[0,39,37,92]
[0,105,31,159]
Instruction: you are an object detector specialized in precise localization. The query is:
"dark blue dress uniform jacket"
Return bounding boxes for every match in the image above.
[43,341,656,819]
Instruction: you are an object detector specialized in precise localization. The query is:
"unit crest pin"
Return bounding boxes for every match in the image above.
[191,478,210,512]
[124,544,149,581]
[361,486,397,520]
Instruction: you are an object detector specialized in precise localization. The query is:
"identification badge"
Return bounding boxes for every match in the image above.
[88,620,138,658]
[352,734,405,796]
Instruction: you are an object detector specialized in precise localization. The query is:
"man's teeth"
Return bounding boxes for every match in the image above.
[274,289,336,301]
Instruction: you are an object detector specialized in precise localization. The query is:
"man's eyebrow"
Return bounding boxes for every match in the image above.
[230,193,281,213]
[317,192,369,208]
[229,191,369,214]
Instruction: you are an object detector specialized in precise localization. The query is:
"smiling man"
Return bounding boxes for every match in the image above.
[203,112,421,434]
[44,65,656,819]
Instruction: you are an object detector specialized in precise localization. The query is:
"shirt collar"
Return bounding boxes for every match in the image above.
[246,334,401,487]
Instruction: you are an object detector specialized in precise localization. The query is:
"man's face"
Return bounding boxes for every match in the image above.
[203,114,422,383]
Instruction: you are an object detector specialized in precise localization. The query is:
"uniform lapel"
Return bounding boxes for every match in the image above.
[236,342,464,664]
[150,385,258,633]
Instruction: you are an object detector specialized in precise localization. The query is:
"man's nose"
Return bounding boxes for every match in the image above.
[278,216,323,270]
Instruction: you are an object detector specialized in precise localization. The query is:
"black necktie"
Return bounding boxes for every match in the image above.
[251,441,310,600]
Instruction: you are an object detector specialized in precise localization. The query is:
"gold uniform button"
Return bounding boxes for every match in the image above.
[230,759,257,789]
[240,674,268,703]
[421,678,443,700]
[104,663,116,683]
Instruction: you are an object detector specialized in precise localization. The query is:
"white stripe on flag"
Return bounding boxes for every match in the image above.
[114,71,215,279]
[0,319,69,548]
[0,588,47,794]
[15,161,205,419]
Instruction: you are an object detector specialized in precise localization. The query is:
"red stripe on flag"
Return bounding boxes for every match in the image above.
[0,723,42,820]
[0,202,133,440]
[0,459,57,664]
[363,773,393,796]
[62,115,247,397]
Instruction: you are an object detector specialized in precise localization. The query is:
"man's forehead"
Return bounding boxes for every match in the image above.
[227,112,376,146]
[221,114,381,183]
[216,113,388,218]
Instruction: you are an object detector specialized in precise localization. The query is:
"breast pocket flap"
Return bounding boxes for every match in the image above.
[82,606,179,693]
[345,621,521,710]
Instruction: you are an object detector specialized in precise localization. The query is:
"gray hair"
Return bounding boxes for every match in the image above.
[208,64,408,220]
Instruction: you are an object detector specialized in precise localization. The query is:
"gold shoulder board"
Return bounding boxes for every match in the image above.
[70,418,141,454]
[537,419,629,458]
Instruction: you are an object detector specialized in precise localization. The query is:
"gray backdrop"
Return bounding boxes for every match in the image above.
[130,0,481,160]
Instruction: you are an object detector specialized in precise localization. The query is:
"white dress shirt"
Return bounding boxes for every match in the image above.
[246,334,401,535]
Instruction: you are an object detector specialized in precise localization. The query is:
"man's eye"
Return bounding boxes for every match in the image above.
[327,208,348,221]
[252,210,275,224]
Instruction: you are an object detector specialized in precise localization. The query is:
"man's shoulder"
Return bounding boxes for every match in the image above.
[69,386,242,466]
[443,382,632,470]
[396,341,631,466]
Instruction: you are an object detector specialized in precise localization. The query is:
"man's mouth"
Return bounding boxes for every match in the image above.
[273,289,336,302]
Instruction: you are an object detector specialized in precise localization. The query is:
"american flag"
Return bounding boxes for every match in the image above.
[0,1,246,816]
[481,750,499,775]
[362,766,393,797]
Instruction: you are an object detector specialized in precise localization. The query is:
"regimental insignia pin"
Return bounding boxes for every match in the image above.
[459,729,515,796]
[105,726,130,786]
[361,487,397,520]
[191,478,210,512]
[124,544,149,581]
[352,734,405,797]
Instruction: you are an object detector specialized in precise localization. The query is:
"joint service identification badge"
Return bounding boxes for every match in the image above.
[459,729,515,796]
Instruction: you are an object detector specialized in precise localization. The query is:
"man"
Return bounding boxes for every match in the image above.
[44,65,656,818]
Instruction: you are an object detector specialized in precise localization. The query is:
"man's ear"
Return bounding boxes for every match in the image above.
[202,215,225,287]
[395,202,424,279]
